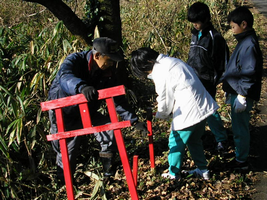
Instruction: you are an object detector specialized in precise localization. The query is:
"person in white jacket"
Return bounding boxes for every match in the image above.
[130,47,219,180]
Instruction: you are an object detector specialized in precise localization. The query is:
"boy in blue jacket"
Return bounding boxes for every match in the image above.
[222,6,263,169]
[187,2,229,153]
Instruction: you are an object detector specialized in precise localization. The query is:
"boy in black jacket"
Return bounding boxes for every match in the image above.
[187,2,229,153]
[222,6,263,169]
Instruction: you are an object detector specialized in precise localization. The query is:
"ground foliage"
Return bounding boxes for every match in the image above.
[0,0,267,199]
[68,87,261,200]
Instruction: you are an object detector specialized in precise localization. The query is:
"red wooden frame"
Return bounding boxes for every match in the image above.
[41,85,139,200]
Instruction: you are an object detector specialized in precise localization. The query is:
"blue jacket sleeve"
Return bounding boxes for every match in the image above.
[213,33,229,84]
[237,45,258,96]
[58,53,87,95]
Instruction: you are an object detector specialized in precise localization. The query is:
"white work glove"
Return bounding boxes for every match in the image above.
[233,94,247,113]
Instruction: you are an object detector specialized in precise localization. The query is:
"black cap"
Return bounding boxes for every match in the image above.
[93,37,123,62]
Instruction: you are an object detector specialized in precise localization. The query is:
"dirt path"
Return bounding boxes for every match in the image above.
[248,0,267,199]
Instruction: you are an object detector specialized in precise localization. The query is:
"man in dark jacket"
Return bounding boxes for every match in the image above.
[187,2,229,153]
[48,37,147,182]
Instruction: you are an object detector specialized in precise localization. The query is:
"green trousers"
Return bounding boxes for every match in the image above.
[230,94,253,162]
[207,111,228,142]
[207,93,228,143]
[168,120,208,176]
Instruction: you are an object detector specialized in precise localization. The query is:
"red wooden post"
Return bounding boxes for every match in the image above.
[106,97,139,200]
[147,107,155,169]
[133,155,139,186]
[79,103,92,128]
[55,108,75,200]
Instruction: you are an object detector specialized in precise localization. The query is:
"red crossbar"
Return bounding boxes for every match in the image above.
[46,121,131,141]
[41,85,139,200]
[41,85,126,111]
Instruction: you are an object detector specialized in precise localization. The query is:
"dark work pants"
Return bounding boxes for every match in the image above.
[48,110,117,175]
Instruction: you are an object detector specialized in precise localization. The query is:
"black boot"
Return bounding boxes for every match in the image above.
[56,166,65,186]
[99,152,116,177]
[56,166,76,187]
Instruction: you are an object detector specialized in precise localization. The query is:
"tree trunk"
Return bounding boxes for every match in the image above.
[97,0,122,45]
[23,0,131,87]
[97,0,131,87]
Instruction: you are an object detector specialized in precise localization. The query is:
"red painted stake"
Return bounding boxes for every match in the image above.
[133,155,139,186]
[147,107,155,169]
[106,98,139,199]
[55,108,75,200]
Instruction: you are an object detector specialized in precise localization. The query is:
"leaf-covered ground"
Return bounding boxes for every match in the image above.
[68,112,260,200]
[45,79,266,200]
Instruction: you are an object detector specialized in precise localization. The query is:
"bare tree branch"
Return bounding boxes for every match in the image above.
[24,0,92,45]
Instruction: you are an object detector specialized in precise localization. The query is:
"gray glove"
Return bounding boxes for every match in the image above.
[134,122,149,135]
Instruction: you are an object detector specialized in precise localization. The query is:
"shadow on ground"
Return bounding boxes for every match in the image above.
[250,125,267,172]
